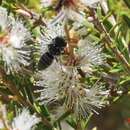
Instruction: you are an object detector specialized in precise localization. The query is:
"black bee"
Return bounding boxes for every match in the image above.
[38,36,67,70]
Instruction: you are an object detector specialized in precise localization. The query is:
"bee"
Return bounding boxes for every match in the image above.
[38,36,67,70]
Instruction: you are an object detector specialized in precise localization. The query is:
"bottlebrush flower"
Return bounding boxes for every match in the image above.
[64,83,108,118]
[35,61,73,105]
[35,61,108,118]
[76,39,105,75]
[12,109,40,130]
[0,7,31,74]
[0,7,12,30]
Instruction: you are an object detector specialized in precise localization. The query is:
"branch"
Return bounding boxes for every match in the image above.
[15,4,47,27]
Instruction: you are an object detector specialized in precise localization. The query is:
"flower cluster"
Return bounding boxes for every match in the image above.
[35,65,108,118]
[0,7,31,74]
[35,21,108,119]
[0,0,109,122]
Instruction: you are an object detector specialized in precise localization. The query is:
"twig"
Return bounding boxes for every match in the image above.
[64,24,73,56]
[15,4,46,27]
[64,24,86,78]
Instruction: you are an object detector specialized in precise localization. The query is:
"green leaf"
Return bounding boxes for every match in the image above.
[122,14,130,28]
[123,0,130,9]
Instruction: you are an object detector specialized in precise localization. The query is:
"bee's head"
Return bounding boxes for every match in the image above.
[54,36,67,47]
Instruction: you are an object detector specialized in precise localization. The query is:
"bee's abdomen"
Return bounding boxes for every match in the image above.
[38,52,54,70]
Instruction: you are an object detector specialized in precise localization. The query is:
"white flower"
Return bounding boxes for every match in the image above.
[12,109,40,130]
[35,61,73,105]
[0,7,12,31]
[76,39,105,74]
[35,60,108,118]
[80,0,101,7]
[39,23,65,55]
[0,7,31,74]
[64,82,108,118]
[9,21,31,48]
